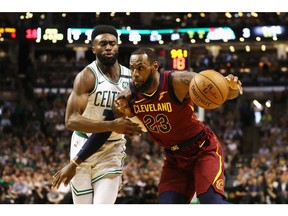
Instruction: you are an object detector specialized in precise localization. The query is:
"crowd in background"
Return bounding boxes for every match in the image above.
[1,12,288,204]
[1,51,288,204]
[0,51,284,94]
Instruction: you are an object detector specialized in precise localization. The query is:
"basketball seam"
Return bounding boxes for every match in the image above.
[198,73,226,104]
[193,77,220,106]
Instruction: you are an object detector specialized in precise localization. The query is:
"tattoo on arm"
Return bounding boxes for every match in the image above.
[180,76,191,86]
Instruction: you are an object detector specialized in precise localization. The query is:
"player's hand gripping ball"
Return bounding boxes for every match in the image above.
[189,70,229,109]
[225,74,243,100]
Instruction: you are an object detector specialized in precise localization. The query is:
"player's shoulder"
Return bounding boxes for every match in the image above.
[119,64,130,71]
[81,66,95,78]
[72,67,95,94]
[74,66,96,88]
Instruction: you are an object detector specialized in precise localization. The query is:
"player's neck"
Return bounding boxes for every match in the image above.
[96,60,120,82]
[143,73,159,96]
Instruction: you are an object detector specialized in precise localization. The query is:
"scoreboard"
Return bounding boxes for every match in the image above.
[170,49,188,70]
[0,27,16,39]
[1,25,286,45]
[165,48,189,71]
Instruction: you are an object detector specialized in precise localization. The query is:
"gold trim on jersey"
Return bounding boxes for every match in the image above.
[189,104,195,112]
[212,143,222,185]
[134,98,146,104]
[158,91,167,101]
[143,88,157,97]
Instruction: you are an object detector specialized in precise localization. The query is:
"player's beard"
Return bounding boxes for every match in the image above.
[96,52,118,66]
[134,69,155,93]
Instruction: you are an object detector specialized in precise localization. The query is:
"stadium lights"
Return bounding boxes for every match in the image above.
[253,99,263,109]
[265,100,271,108]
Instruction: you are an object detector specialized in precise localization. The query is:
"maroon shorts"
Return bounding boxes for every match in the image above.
[158,128,226,201]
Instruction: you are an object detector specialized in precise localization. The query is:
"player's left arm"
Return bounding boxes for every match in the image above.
[225,74,243,100]
[52,112,114,190]
[52,95,145,190]
[170,71,198,102]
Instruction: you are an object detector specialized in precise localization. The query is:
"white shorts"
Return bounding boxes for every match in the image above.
[70,131,127,196]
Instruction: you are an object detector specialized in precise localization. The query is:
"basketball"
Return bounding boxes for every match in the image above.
[189,70,229,109]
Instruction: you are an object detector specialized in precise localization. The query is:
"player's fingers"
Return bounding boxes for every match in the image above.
[238,79,243,95]
[130,125,142,133]
[129,122,142,128]
[115,99,127,107]
[64,178,70,187]
[53,171,60,178]
[51,178,59,189]
[226,74,232,81]
[233,76,238,82]
[238,85,243,95]
[52,175,58,183]
[53,182,60,190]
[53,177,64,190]
[125,133,134,140]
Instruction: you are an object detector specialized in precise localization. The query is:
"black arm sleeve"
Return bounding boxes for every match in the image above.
[76,111,115,161]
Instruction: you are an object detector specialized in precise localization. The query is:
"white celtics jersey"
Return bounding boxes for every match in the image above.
[81,61,132,140]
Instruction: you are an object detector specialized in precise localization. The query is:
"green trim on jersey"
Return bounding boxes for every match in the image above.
[71,183,93,196]
[95,63,124,85]
[91,169,123,184]
[75,131,89,139]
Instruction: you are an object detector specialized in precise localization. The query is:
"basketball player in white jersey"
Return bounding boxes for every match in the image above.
[52,25,143,204]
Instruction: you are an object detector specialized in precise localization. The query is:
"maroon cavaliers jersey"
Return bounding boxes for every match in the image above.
[130,71,206,148]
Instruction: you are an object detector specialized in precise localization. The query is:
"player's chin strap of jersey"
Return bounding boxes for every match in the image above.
[76,111,114,162]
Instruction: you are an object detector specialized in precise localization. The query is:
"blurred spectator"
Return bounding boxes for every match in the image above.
[274,171,288,204]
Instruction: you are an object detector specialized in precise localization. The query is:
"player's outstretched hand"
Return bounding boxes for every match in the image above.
[225,74,243,100]
[51,162,77,190]
[114,95,134,118]
[112,117,142,139]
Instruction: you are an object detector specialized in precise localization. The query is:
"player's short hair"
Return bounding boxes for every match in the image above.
[91,25,118,41]
[131,47,158,63]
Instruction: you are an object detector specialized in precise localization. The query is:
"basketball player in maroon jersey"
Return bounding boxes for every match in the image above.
[115,47,242,204]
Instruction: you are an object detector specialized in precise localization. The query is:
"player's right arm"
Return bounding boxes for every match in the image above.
[65,67,112,133]
[52,69,142,190]
[170,71,198,102]
[65,67,141,134]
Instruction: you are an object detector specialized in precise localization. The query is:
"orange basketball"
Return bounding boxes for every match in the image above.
[189,70,229,109]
